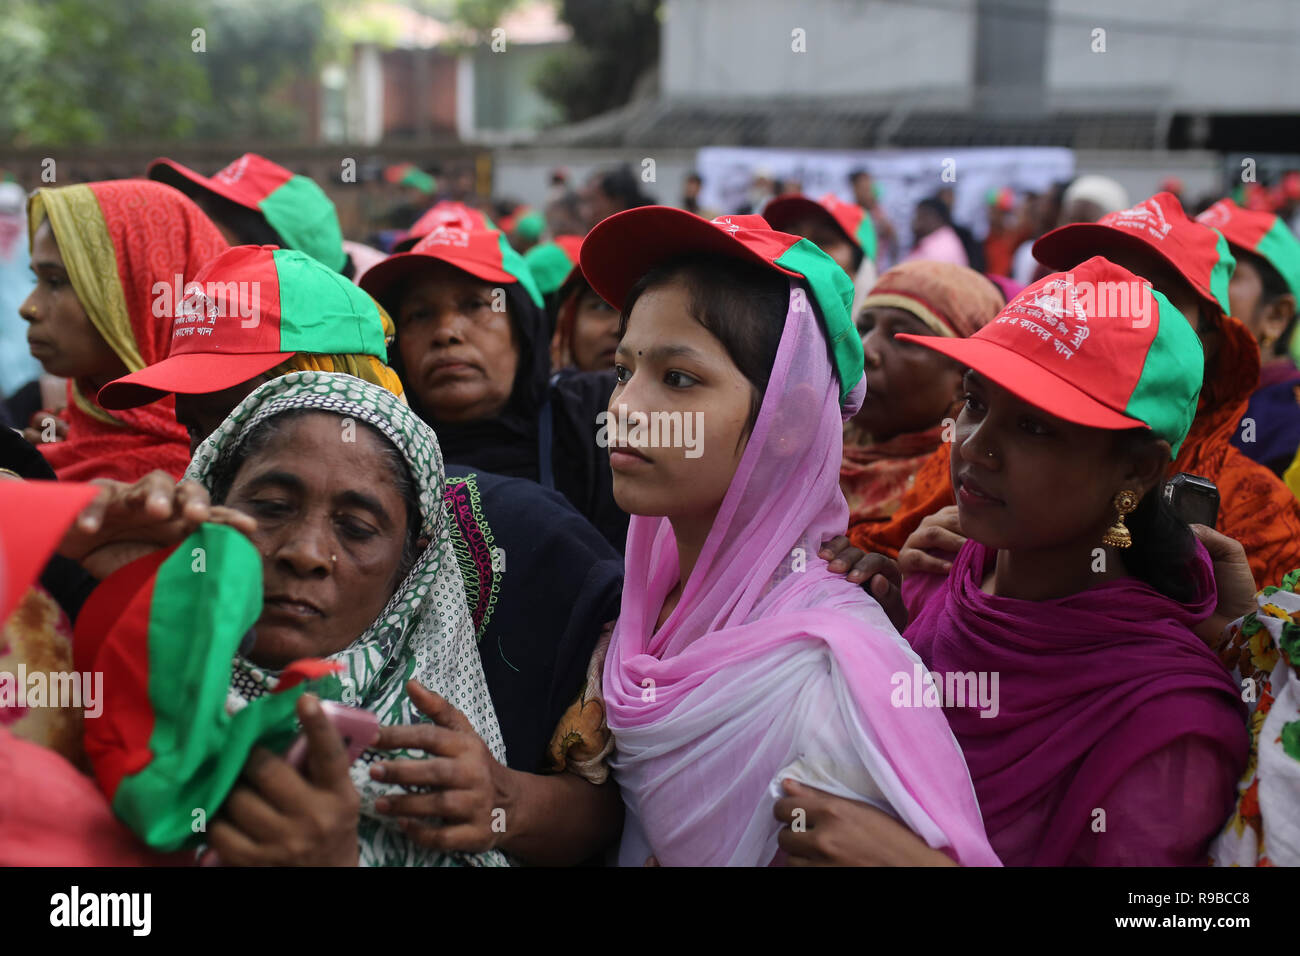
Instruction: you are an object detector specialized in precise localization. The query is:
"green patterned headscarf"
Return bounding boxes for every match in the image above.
[185,371,508,867]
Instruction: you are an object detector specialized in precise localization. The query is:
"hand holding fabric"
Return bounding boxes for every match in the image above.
[58,471,256,580]
[207,694,360,866]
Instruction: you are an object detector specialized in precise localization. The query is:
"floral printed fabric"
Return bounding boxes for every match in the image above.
[187,371,508,867]
[1211,568,1300,866]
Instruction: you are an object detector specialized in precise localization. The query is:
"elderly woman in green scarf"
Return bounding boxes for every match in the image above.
[176,371,504,865]
[72,371,620,866]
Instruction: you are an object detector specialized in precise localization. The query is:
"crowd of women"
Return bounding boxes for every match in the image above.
[2,152,1298,867]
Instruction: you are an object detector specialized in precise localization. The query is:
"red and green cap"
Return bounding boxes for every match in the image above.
[75,523,341,851]
[1033,192,1235,323]
[362,223,545,313]
[97,245,391,409]
[523,234,585,298]
[899,256,1204,458]
[580,207,864,406]
[386,162,437,195]
[393,201,494,253]
[1197,198,1300,302]
[762,192,878,265]
[148,153,348,274]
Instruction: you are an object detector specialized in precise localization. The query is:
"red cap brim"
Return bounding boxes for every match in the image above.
[897,334,1148,432]
[360,251,516,309]
[96,351,292,409]
[580,207,800,311]
[147,158,258,212]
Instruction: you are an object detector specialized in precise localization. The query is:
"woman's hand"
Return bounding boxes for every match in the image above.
[773,778,957,866]
[206,694,361,866]
[819,536,907,632]
[58,472,256,580]
[1190,523,1258,651]
[370,679,509,855]
[898,505,965,578]
[22,408,68,446]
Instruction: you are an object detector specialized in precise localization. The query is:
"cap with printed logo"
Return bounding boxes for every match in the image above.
[393,201,494,253]
[148,153,347,274]
[96,246,390,409]
[762,192,878,265]
[1033,192,1235,322]
[523,234,586,299]
[1196,198,1300,302]
[579,207,864,406]
[361,223,545,312]
[898,256,1204,458]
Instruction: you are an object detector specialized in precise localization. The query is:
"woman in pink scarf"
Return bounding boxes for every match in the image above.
[577,208,999,867]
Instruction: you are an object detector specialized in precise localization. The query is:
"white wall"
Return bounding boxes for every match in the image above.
[661,0,976,100]
[1046,0,1300,112]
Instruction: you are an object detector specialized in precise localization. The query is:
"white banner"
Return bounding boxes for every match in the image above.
[695,146,1075,263]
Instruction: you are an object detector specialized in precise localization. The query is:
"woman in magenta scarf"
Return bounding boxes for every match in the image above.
[780,258,1248,866]
[577,209,999,867]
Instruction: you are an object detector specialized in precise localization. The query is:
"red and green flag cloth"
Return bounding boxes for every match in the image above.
[74,523,340,852]
[149,153,348,274]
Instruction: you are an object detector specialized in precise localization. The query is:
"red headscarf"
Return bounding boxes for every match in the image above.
[29,181,227,482]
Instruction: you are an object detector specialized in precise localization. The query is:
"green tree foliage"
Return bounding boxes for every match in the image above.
[534,0,660,123]
[0,0,332,147]
[0,0,213,147]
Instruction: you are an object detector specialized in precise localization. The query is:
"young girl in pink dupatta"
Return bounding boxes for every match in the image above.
[577,209,999,867]
[781,258,1249,866]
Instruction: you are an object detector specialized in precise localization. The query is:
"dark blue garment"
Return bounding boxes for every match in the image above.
[1231,362,1300,476]
[444,464,623,773]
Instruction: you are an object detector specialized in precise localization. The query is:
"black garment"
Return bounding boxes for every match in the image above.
[398,281,628,551]
[444,464,623,773]
[0,427,98,623]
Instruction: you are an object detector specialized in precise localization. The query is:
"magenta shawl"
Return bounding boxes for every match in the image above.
[906,540,1249,866]
[602,282,1000,867]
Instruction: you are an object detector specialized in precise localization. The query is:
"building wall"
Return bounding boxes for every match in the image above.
[660,0,976,100]
[1045,0,1300,112]
[473,42,565,132]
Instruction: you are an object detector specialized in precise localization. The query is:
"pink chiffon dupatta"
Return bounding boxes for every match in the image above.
[603,283,1000,866]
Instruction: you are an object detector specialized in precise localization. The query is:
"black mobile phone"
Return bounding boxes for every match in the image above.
[1162,473,1220,527]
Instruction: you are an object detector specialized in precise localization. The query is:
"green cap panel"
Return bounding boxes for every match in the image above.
[1123,289,1205,459]
[497,232,545,309]
[774,237,864,404]
[260,175,347,273]
[272,248,389,359]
